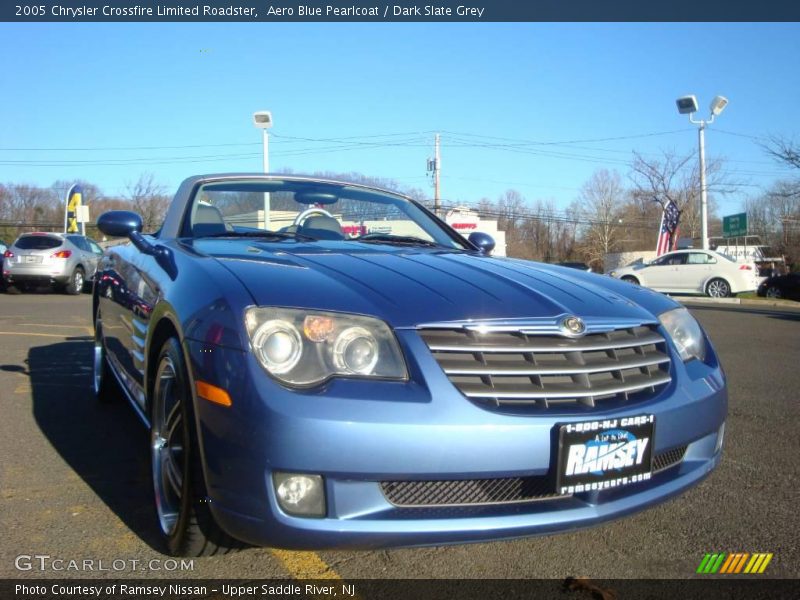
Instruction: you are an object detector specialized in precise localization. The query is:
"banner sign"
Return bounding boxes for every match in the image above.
[64,184,82,234]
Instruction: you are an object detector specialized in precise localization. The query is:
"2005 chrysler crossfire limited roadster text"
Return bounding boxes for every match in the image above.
[92,174,727,556]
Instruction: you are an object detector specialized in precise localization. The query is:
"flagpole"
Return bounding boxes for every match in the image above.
[655,210,665,254]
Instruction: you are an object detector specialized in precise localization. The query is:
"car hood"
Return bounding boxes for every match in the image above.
[192,240,675,328]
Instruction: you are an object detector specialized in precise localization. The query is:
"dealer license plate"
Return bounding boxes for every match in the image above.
[556,414,654,495]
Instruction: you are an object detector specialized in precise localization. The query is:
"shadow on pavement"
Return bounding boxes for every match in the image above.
[27,339,164,552]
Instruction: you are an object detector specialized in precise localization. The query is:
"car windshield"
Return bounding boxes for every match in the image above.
[187,179,467,249]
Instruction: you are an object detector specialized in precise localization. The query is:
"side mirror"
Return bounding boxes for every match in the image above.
[97,211,143,238]
[468,231,496,255]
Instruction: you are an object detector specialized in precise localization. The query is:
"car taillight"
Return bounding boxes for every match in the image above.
[739,264,752,270]
[3,250,13,258]
[52,250,72,259]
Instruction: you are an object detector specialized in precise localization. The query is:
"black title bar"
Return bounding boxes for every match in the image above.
[5,0,800,22]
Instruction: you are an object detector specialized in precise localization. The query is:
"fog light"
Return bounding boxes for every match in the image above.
[273,472,325,517]
[715,422,725,454]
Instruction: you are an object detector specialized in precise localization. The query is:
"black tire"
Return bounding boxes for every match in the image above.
[65,267,85,295]
[765,286,783,299]
[706,278,731,298]
[150,338,242,556]
[621,276,640,285]
[93,309,120,403]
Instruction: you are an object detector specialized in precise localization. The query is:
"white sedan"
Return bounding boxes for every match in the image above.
[609,250,760,297]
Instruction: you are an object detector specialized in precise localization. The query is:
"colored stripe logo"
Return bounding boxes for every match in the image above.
[697,552,773,574]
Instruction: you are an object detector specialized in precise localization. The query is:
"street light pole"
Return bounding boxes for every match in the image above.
[261,128,270,173]
[698,121,708,251]
[675,94,728,251]
[253,111,273,229]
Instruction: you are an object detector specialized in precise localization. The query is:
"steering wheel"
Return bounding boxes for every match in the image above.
[293,207,335,227]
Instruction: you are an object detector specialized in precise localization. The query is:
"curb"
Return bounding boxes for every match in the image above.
[676,296,799,309]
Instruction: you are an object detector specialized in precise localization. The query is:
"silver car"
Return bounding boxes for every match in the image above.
[2,232,103,294]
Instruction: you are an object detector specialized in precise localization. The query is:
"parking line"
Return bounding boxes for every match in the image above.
[269,549,342,580]
[0,331,88,340]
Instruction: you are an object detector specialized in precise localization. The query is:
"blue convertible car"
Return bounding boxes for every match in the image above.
[94,174,726,556]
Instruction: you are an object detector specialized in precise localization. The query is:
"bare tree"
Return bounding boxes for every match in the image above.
[573,169,625,268]
[763,135,800,170]
[125,173,170,233]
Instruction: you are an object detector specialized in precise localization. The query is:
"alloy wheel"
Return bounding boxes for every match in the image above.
[707,279,730,298]
[765,286,782,298]
[151,356,185,537]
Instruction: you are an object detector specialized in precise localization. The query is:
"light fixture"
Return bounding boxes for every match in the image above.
[675,95,698,115]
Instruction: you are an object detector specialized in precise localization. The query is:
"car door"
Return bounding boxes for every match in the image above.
[681,252,716,293]
[86,239,104,280]
[642,253,686,291]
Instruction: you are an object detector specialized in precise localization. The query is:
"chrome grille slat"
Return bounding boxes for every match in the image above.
[419,323,672,411]
[439,351,670,376]
[424,330,666,353]
[458,373,672,400]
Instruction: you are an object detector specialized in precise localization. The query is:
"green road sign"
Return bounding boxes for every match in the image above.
[723,213,747,238]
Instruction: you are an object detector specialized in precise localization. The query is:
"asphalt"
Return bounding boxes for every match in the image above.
[0,289,798,580]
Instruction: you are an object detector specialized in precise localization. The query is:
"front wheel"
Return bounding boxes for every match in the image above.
[621,275,640,285]
[706,278,731,298]
[93,310,119,403]
[765,286,783,299]
[150,338,241,556]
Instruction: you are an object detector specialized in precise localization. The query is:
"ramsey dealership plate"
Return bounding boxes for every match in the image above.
[556,415,654,495]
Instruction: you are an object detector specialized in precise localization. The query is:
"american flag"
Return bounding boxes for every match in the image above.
[656,200,680,256]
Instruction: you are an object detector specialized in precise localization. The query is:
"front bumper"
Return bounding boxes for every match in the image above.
[184,330,727,550]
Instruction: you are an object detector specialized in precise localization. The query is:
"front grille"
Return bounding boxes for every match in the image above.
[381,475,563,507]
[419,324,671,411]
[653,445,687,472]
[381,448,688,508]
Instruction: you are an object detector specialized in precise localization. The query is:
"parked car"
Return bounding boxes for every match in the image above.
[757,271,800,301]
[0,239,7,289]
[2,232,104,294]
[608,250,759,298]
[93,174,726,556]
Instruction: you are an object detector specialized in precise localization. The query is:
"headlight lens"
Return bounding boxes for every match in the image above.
[245,307,407,386]
[659,307,707,362]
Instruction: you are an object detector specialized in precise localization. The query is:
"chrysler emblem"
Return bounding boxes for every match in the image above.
[560,315,586,337]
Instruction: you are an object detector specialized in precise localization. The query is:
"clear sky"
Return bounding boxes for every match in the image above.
[1,22,798,216]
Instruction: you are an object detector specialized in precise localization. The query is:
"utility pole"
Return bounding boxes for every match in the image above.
[427,133,441,216]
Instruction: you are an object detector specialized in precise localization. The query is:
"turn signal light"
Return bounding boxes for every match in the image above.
[196,380,232,407]
[52,250,72,259]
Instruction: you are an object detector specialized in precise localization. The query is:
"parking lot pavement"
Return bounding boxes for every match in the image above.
[1,291,798,580]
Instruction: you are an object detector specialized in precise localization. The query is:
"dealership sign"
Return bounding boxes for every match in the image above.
[445,207,480,231]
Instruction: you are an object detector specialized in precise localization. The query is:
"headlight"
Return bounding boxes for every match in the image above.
[659,307,707,362]
[245,307,407,386]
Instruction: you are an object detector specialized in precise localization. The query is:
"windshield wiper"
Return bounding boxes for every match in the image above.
[350,233,442,248]
[194,230,317,242]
